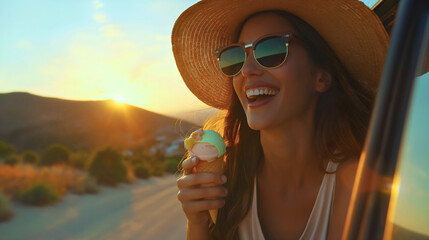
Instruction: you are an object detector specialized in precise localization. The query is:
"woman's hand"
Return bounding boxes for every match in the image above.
[176,156,228,226]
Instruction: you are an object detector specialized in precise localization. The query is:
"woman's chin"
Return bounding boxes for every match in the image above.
[247,118,271,131]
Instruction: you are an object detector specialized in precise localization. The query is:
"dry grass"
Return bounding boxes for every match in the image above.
[0,164,86,198]
[124,162,136,184]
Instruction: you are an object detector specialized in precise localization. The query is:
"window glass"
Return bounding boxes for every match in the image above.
[362,0,382,8]
[385,15,429,240]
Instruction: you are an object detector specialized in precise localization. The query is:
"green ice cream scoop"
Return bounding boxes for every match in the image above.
[184,129,226,157]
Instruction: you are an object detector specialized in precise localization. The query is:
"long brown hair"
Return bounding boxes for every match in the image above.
[205,10,374,239]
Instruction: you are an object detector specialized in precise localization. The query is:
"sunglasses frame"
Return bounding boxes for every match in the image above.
[215,33,293,77]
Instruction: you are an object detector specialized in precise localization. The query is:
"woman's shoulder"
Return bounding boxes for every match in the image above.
[335,157,359,188]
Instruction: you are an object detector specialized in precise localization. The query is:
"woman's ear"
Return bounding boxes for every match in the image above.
[315,70,332,93]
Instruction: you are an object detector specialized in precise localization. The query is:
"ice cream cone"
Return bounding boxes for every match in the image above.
[196,157,224,223]
[196,156,224,173]
[184,129,227,224]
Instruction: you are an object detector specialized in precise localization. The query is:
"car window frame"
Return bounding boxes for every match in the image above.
[343,0,429,239]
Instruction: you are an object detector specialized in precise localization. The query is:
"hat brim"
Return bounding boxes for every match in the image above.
[172,0,390,109]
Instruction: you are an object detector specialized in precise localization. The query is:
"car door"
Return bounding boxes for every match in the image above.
[343,0,429,239]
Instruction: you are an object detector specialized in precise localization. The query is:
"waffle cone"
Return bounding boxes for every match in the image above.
[195,157,224,223]
[196,157,224,174]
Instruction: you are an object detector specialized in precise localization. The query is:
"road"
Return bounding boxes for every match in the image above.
[0,175,187,240]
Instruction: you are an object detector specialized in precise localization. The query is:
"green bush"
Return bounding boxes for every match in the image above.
[40,144,71,166]
[134,164,151,179]
[17,183,60,206]
[70,151,90,170]
[22,151,40,165]
[89,147,127,186]
[130,156,145,167]
[0,141,15,158]
[165,157,181,174]
[151,162,165,177]
[148,149,166,176]
[72,175,99,195]
[3,155,19,165]
[0,191,13,222]
[154,149,166,162]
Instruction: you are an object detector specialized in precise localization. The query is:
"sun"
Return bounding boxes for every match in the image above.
[113,95,126,104]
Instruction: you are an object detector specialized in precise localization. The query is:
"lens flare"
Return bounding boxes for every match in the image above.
[113,95,126,103]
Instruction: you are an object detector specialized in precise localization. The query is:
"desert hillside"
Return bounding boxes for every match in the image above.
[0,92,198,153]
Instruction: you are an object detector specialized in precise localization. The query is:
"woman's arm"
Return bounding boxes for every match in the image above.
[186,221,210,240]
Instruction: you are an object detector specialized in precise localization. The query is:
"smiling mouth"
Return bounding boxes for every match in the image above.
[246,87,279,103]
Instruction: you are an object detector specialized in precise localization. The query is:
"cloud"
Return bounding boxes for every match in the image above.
[93,13,107,23]
[100,24,124,37]
[94,0,104,9]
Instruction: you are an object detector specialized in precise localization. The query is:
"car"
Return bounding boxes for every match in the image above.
[343,0,429,239]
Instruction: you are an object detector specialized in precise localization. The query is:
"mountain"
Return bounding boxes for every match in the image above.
[0,92,199,153]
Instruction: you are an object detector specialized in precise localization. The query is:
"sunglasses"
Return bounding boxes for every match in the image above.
[215,33,292,77]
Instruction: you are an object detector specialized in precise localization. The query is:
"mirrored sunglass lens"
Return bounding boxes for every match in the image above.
[219,46,245,76]
[254,37,287,68]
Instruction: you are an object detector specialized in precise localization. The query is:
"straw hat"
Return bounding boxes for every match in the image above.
[172,0,390,109]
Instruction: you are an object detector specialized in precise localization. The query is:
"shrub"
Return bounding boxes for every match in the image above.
[17,183,60,206]
[3,155,19,166]
[89,147,127,186]
[151,162,165,177]
[40,144,71,166]
[154,149,166,162]
[0,191,13,222]
[134,164,151,179]
[165,157,181,174]
[124,162,136,184]
[131,156,145,167]
[70,151,90,170]
[0,164,83,199]
[72,175,99,195]
[0,141,15,158]
[22,151,40,165]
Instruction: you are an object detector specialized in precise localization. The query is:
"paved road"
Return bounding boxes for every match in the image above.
[0,175,187,240]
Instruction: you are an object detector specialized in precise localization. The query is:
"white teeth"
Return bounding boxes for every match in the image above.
[246,87,278,98]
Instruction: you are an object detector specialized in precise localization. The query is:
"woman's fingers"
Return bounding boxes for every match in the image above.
[181,198,226,212]
[177,186,228,202]
[176,158,228,225]
[177,172,227,189]
[182,156,199,175]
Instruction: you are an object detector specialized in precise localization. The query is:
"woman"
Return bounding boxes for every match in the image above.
[172,0,389,239]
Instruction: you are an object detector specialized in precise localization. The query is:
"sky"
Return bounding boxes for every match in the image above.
[0,0,380,117]
[0,0,202,116]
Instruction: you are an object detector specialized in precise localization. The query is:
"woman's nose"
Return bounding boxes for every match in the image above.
[240,51,264,78]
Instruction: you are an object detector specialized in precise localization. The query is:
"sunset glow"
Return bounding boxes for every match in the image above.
[113,95,126,104]
[0,0,381,117]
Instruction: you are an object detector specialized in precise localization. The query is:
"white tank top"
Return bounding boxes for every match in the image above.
[238,161,339,240]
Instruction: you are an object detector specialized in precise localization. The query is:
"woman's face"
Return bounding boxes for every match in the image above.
[233,13,329,130]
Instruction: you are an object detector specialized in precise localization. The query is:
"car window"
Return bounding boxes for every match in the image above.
[383,15,429,240]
